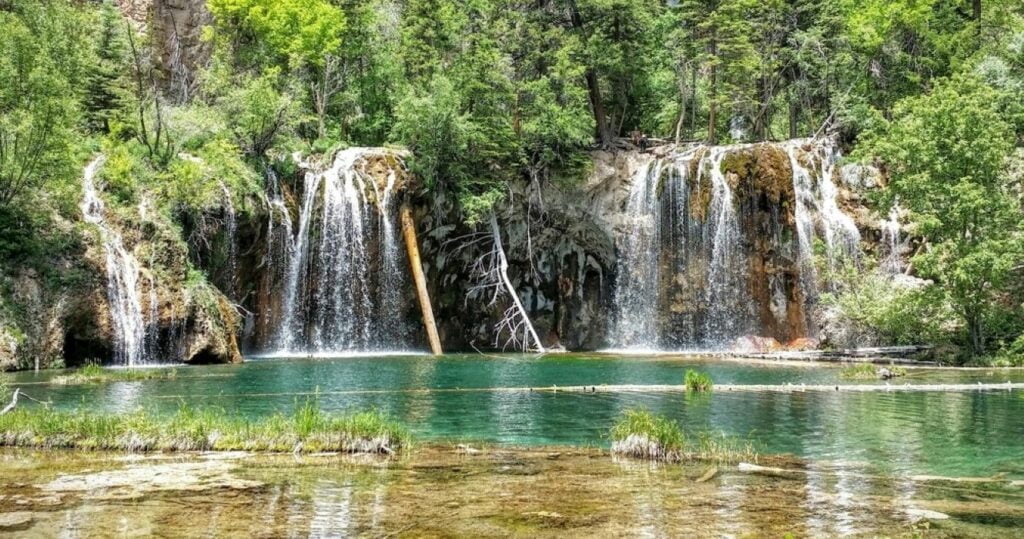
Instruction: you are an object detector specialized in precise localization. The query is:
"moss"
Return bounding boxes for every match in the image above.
[751,144,795,205]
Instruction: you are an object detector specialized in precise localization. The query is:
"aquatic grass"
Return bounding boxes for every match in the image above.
[684,370,713,392]
[0,402,410,454]
[840,364,907,380]
[51,364,178,385]
[609,409,756,464]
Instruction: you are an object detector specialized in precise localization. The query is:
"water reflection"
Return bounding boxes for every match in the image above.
[5,448,1021,537]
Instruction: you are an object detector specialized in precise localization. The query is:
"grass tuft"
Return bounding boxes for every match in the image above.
[840,364,906,380]
[52,364,178,385]
[609,409,755,463]
[684,370,713,392]
[0,401,410,454]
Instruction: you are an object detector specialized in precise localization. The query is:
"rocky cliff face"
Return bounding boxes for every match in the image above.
[214,140,889,355]
[1,139,893,370]
[0,162,242,372]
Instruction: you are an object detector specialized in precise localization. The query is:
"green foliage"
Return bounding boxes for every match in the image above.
[84,1,129,133]
[219,69,298,157]
[0,403,409,453]
[207,0,346,69]
[993,335,1024,367]
[823,272,955,347]
[684,370,713,392]
[393,75,516,224]
[0,1,90,208]
[858,75,1024,356]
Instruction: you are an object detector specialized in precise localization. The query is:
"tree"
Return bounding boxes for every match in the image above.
[207,0,346,139]
[84,1,128,133]
[0,2,86,207]
[671,0,757,142]
[859,75,1023,357]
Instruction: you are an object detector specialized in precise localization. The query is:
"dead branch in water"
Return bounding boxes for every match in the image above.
[1,388,19,415]
[1,388,51,415]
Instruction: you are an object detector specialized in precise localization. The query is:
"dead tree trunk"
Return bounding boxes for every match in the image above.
[489,214,545,353]
[400,204,443,355]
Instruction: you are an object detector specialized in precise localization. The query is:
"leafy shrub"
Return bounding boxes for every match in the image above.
[823,271,955,347]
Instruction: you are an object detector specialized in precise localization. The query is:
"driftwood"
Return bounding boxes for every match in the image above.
[1,388,20,415]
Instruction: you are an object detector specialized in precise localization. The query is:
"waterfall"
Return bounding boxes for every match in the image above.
[609,155,662,349]
[881,202,903,275]
[609,140,861,351]
[785,141,861,295]
[146,270,159,359]
[610,147,752,349]
[702,147,752,342]
[271,149,409,354]
[80,156,147,366]
[220,182,238,299]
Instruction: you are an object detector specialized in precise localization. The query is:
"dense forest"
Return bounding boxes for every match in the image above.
[1,0,1023,365]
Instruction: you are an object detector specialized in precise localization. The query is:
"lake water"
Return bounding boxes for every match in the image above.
[9,354,1024,479]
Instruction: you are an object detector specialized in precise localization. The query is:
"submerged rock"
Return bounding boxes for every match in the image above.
[41,459,262,498]
[0,512,34,531]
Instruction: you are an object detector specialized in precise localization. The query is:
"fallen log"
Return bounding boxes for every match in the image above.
[400,203,442,355]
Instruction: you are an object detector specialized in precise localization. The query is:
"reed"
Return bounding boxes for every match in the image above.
[684,370,713,392]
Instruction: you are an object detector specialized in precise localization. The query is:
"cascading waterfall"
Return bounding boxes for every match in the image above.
[702,147,752,342]
[220,182,238,299]
[610,139,861,350]
[609,155,663,349]
[145,269,159,359]
[80,156,147,366]
[881,202,904,275]
[272,149,409,354]
[785,141,861,272]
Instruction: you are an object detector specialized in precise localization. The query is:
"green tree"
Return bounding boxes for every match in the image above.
[0,1,89,207]
[859,75,1023,357]
[671,0,758,142]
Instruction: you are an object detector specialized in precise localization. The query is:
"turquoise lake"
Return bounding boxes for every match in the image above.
[9,354,1024,479]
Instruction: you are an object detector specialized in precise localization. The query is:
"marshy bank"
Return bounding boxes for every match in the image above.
[0,404,408,455]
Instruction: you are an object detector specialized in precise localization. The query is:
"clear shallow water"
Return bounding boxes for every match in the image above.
[9,354,1024,478]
